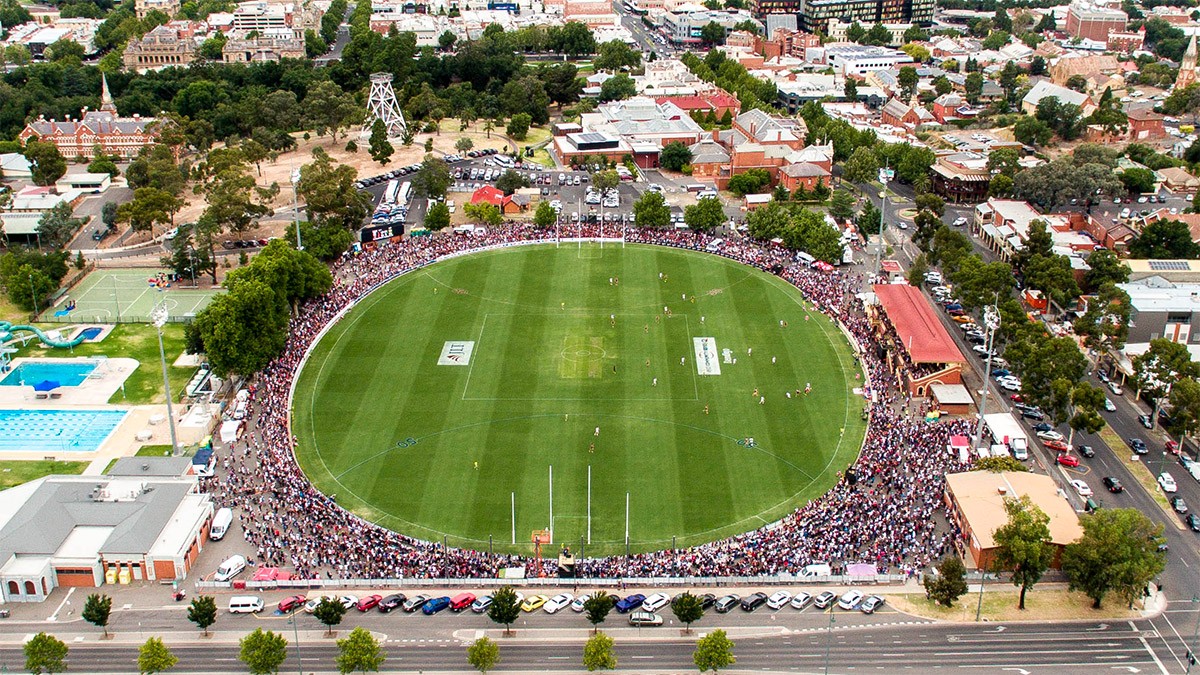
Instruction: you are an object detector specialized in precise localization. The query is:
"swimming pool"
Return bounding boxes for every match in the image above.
[0,361,98,388]
[0,409,128,453]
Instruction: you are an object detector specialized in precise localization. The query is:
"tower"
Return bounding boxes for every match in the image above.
[1177,33,1198,90]
[363,73,406,138]
[99,73,117,113]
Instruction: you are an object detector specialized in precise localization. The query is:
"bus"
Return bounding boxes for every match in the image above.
[383,179,400,204]
[397,181,413,205]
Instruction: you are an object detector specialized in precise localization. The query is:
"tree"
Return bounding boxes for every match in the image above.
[101,201,119,230]
[856,201,882,236]
[907,253,930,286]
[1084,249,1129,291]
[24,632,68,674]
[495,169,529,195]
[425,201,451,231]
[693,629,736,673]
[1133,338,1200,400]
[1170,377,1200,440]
[89,156,120,178]
[987,147,1021,177]
[726,169,771,196]
[992,495,1055,610]
[633,190,671,228]
[487,586,521,635]
[336,626,386,674]
[842,146,879,185]
[844,77,859,100]
[964,72,984,104]
[583,632,617,671]
[595,39,642,71]
[685,196,724,232]
[239,628,288,675]
[368,119,393,165]
[83,593,113,638]
[506,113,532,140]
[1129,220,1200,259]
[582,591,615,633]
[1013,116,1053,147]
[846,21,866,43]
[660,141,694,172]
[36,202,84,248]
[1062,508,1166,609]
[413,156,453,199]
[117,187,184,236]
[1120,167,1157,195]
[467,636,500,674]
[464,202,504,226]
[24,140,67,186]
[314,596,348,636]
[456,137,474,153]
[599,73,638,102]
[1074,283,1131,352]
[138,636,178,674]
[898,66,919,100]
[438,29,457,50]
[188,595,217,636]
[533,200,557,228]
[973,455,1028,473]
[1023,253,1081,308]
[924,555,970,607]
[671,592,705,633]
[914,193,945,217]
[296,147,373,233]
[303,81,363,144]
[699,21,726,45]
[829,190,856,222]
[592,170,620,194]
[865,23,890,45]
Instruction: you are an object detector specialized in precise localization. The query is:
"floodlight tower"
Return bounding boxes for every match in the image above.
[364,73,407,138]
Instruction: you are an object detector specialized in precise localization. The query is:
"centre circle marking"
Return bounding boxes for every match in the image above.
[560,345,608,362]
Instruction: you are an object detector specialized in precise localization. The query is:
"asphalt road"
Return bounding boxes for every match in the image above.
[0,618,1191,673]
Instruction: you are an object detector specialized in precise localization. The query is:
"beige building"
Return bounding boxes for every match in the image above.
[122,24,196,71]
[222,34,305,62]
[135,0,180,19]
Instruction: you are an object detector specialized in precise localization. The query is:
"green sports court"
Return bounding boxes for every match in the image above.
[292,243,867,555]
[43,269,221,324]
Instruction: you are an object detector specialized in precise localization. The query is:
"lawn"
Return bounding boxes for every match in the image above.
[10,323,195,405]
[0,294,28,324]
[889,589,1141,622]
[0,460,89,490]
[293,243,866,556]
[137,444,175,456]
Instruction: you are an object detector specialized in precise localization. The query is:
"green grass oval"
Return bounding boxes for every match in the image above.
[292,243,867,555]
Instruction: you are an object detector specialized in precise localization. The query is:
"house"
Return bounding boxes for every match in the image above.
[688,138,731,181]
[1126,108,1166,141]
[931,93,970,124]
[469,185,525,214]
[19,76,158,160]
[778,162,831,192]
[653,89,741,121]
[1021,80,1096,116]
[880,98,934,128]
[1158,166,1200,194]
[0,153,33,180]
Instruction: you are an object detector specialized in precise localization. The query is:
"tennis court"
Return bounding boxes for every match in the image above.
[42,269,221,324]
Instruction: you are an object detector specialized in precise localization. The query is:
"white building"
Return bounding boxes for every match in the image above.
[824,44,914,76]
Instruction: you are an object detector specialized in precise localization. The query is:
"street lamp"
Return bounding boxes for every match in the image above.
[287,614,303,675]
[151,303,180,456]
[291,168,303,251]
[873,163,894,285]
[972,304,1002,451]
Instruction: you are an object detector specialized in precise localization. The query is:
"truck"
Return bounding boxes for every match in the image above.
[983,412,1029,460]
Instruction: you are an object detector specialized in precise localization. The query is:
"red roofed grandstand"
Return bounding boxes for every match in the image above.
[870,284,966,396]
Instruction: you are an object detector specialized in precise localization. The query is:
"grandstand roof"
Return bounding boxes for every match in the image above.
[873,284,966,364]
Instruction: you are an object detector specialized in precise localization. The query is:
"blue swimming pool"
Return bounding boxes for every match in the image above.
[0,361,98,388]
[0,409,128,453]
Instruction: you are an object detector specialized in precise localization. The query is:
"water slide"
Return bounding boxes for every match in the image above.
[0,321,87,349]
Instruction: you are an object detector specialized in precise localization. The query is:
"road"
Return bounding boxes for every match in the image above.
[0,618,1193,673]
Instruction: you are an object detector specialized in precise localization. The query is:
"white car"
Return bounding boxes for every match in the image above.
[952,217,968,226]
[543,593,574,614]
[1104,398,1116,412]
[766,591,793,610]
[569,596,588,613]
[1070,479,1093,497]
[790,592,813,610]
[1000,379,1021,392]
[339,595,359,610]
[304,595,337,613]
[1036,430,1064,441]
[1108,381,1123,395]
[641,592,671,613]
[837,590,864,610]
[1159,473,1178,493]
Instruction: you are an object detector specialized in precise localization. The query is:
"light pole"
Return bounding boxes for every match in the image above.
[823,605,836,674]
[972,304,1002,451]
[975,566,986,621]
[1187,594,1199,674]
[291,168,303,251]
[873,163,893,285]
[151,303,180,456]
[287,614,303,675]
[29,274,38,319]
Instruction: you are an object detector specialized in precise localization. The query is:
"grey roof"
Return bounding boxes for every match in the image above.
[26,110,154,138]
[107,457,193,477]
[688,139,730,163]
[0,477,196,561]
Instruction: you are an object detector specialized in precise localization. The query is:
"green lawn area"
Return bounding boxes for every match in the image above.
[0,460,89,490]
[0,294,29,324]
[137,444,175,457]
[11,323,195,405]
[293,244,866,555]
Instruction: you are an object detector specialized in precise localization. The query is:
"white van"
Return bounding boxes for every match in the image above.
[210,507,233,541]
[798,563,833,578]
[214,555,246,582]
[228,595,264,614]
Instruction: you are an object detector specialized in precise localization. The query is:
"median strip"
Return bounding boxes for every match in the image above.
[1096,425,1184,530]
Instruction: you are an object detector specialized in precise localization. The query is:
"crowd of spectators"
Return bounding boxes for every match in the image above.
[205,225,973,580]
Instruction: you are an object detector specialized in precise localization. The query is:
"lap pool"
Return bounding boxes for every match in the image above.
[0,409,128,453]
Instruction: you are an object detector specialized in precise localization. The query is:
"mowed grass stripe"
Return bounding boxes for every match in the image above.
[294,244,865,555]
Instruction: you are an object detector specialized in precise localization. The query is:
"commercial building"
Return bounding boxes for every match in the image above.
[0,475,213,603]
[660,7,760,45]
[1117,278,1200,353]
[794,0,934,34]
[930,153,991,204]
[943,471,1082,571]
[222,33,306,62]
[825,19,911,46]
[135,0,180,19]
[825,44,914,76]
[1064,1,1126,42]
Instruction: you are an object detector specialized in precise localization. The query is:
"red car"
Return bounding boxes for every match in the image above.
[1044,440,1069,453]
[356,594,383,612]
[1009,394,1024,403]
[277,595,306,613]
[1167,440,1180,455]
[1056,454,1081,468]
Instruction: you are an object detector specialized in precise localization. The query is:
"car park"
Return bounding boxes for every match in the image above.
[641,593,670,613]
[813,591,837,609]
[714,594,740,613]
[356,595,382,611]
[521,595,548,612]
[740,592,768,611]
[379,594,407,613]
[767,591,793,610]
[629,611,663,627]
[615,594,646,613]
[1173,497,1189,513]
[1103,476,1124,493]
[790,592,813,610]
[837,590,864,610]
[1160,473,1178,493]
[1057,454,1081,467]
[1070,479,1093,497]
[859,595,885,614]
[422,596,451,615]
[402,595,431,612]
[543,593,574,614]
[277,595,306,613]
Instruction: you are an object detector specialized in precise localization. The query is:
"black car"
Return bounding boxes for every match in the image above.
[1021,409,1045,421]
[1172,497,1188,514]
[740,593,768,611]
[699,593,716,610]
[1187,514,1200,532]
[1077,445,1095,458]
[1129,438,1148,454]
[714,594,740,613]
[1103,476,1124,493]
[1032,423,1053,433]
[378,594,407,613]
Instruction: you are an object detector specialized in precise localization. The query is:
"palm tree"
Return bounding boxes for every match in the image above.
[483,118,495,139]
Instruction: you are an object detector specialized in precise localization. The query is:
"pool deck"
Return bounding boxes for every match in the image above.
[0,357,140,406]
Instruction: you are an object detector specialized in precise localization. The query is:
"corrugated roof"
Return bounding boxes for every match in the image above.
[873,284,966,364]
[945,471,1083,550]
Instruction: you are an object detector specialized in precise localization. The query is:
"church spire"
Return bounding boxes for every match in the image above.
[1178,33,1199,90]
[99,73,116,113]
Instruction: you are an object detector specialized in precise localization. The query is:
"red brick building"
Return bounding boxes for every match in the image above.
[1064,2,1127,42]
[19,75,158,160]
[653,90,741,120]
[1127,108,1166,141]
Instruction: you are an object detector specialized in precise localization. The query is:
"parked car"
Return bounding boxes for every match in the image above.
[1044,440,1069,453]
[837,590,864,610]
[338,596,359,610]
[615,594,646,613]
[859,595,885,614]
[520,595,548,612]
[1057,454,1081,467]
[1021,409,1044,421]
[714,594,741,613]
[356,595,382,612]
[422,596,451,615]
[641,593,671,613]
[740,593,768,611]
[1032,423,1053,433]
[628,611,663,627]
[766,591,793,610]
[449,593,476,612]
[1036,430,1064,441]
[1159,473,1178,493]
[790,592,813,610]
[813,591,837,609]
[277,595,306,613]
[1173,497,1189,513]
[379,594,407,613]
[402,595,431,612]
[543,593,574,614]
[1070,479,1093,497]
[1103,476,1124,493]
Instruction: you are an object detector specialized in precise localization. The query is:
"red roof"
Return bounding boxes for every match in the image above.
[873,284,966,365]
[471,185,504,206]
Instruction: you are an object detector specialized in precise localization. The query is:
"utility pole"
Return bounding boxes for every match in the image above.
[972,303,1002,451]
